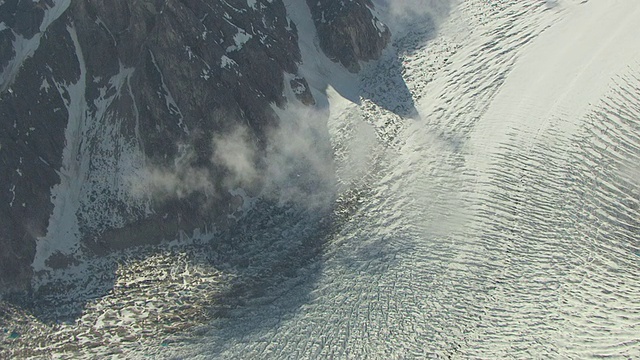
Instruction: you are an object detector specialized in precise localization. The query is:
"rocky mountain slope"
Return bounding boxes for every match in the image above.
[0,0,389,294]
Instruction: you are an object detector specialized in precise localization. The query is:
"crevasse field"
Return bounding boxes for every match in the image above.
[3,0,639,358]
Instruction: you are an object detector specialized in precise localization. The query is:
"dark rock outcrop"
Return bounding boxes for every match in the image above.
[290,75,315,105]
[307,0,391,72]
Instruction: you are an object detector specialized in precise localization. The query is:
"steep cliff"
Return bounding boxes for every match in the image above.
[0,0,389,294]
[307,0,390,72]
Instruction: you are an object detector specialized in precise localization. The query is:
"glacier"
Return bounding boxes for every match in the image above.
[1,0,639,358]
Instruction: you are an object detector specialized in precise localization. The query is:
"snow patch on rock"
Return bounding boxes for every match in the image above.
[226,28,252,52]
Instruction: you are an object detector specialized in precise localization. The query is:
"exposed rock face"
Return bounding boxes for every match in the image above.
[289,75,315,105]
[0,0,389,294]
[307,0,391,72]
